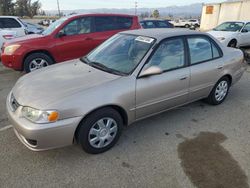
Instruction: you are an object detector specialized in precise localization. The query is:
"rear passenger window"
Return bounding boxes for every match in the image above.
[0,18,21,28]
[187,36,221,65]
[147,38,185,71]
[94,16,132,32]
[116,17,133,29]
[212,43,220,58]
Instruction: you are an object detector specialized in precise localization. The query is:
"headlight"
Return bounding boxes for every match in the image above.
[217,37,226,41]
[22,106,59,124]
[4,44,21,55]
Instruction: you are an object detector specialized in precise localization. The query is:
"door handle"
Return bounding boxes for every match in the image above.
[179,76,188,80]
[217,66,223,70]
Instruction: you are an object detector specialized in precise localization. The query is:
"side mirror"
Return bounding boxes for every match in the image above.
[242,29,248,33]
[139,66,163,78]
[57,30,66,38]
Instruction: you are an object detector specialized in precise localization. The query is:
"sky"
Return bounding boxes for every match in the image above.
[39,0,223,10]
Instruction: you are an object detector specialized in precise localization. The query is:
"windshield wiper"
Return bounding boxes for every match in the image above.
[80,57,127,76]
[91,62,127,76]
[80,56,91,65]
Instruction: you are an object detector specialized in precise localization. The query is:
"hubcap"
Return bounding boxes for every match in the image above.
[29,58,49,72]
[88,118,118,149]
[215,81,228,102]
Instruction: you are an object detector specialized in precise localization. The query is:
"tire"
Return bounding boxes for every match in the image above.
[205,77,230,105]
[77,107,123,154]
[24,52,54,73]
[185,24,190,28]
[228,40,237,48]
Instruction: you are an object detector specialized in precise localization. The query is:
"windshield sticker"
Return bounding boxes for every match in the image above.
[135,36,154,43]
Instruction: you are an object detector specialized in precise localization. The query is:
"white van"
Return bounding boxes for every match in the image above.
[0,16,26,37]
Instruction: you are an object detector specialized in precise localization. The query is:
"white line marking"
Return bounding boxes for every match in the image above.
[0,125,13,132]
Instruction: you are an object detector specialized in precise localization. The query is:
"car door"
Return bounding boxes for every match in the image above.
[187,35,223,102]
[135,37,190,119]
[239,23,250,46]
[55,17,95,62]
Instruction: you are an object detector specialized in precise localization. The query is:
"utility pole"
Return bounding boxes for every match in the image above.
[57,0,61,17]
[135,1,138,15]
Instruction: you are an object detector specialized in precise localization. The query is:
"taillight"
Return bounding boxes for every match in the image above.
[3,35,14,40]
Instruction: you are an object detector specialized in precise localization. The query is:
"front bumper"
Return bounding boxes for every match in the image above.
[1,53,23,71]
[6,93,82,151]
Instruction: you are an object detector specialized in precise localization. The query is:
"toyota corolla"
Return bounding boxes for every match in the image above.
[7,29,246,154]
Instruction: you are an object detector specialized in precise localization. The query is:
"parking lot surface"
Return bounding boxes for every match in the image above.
[0,63,250,188]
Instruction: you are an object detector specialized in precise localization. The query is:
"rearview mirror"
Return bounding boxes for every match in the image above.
[139,66,163,78]
[57,30,66,38]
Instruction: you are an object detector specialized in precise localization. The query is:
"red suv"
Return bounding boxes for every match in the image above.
[1,14,141,72]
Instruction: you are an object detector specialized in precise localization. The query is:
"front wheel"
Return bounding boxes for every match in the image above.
[77,108,123,154]
[24,53,54,73]
[205,77,230,105]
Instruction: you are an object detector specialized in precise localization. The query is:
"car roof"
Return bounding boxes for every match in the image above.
[0,16,19,19]
[66,13,136,20]
[121,28,204,41]
[141,20,166,22]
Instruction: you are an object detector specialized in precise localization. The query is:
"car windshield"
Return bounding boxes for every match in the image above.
[84,34,155,75]
[42,17,68,35]
[213,22,244,32]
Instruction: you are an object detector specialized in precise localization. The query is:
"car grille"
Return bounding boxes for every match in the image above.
[9,93,20,112]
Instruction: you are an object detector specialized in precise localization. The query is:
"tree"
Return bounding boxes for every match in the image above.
[29,0,41,18]
[152,9,160,18]
[15,0,41,18]
[0,0,15,15]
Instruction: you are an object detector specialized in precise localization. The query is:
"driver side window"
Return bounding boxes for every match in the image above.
[147,38,185,71]
[62,17,92,36]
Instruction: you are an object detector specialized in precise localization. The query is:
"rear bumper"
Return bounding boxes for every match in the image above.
[6,93,82,151]
[232,63,247,85]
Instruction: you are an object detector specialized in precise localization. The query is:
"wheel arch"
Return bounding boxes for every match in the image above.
[22,50,55,70]
[228,38,237,47]
[222,74,232,86]
[74,105,128,142]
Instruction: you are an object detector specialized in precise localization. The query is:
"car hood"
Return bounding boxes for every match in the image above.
[12,60,121,109]
[5,34,45,45]
[207,30,236,39]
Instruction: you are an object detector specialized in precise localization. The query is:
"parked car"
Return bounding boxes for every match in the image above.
[23,21,44,34]
[140,20,173,29]
[0,16,27,37]
[207,21,250,48]
[170,19,200,28]
[1,14,141,73]
[0,29,17,51]
[7,29,246,154]
[37,19,55,27]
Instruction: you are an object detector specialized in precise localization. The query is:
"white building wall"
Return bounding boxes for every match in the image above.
[200,0,250,31]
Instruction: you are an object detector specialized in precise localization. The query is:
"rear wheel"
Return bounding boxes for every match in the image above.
[185,24,190,28]
[205,77,230,105]
[228,39,237,48]
[24,52,54,73]
[77,108,123,154]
